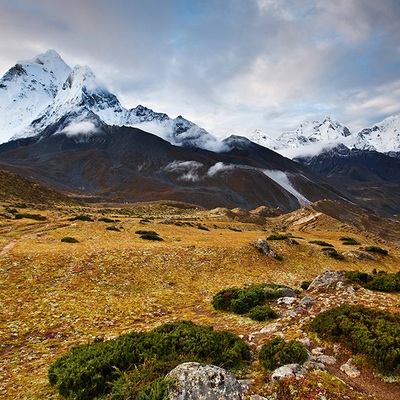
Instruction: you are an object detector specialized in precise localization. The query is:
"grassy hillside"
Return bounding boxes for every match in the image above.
[0,200,399,399]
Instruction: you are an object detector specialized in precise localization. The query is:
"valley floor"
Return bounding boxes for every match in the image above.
[0,201,399,399]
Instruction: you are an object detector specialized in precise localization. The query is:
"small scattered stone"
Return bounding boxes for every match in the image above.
[298,337,311,347]
[340,359,361,378]
[260,323,278,333]
[271,364,306,382]
[311,347,325,356]
[252,239,277,258]
[317,355,337,365]
[299,296,315,308]
[279,287,297,297]
[238,379,253,393]
[277,296,297,305]
[304,360,326,370]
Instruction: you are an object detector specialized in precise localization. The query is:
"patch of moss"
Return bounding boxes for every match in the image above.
[106,226,121,232]
[14,213,46,221]
[309,240,334,247]
[365,245,388,255]
[61,237,79,243]
[68,215,94,222]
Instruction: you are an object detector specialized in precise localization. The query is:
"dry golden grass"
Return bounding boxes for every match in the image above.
[0,201,399,399]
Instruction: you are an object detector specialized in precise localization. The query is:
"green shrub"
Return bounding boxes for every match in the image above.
[267,234,288,240]
[212,284,289,316]
[248,305,278,321]
[68,215,94,222]
[61,237,79,243]
[309,240,334,247]
[14,213,46,221]
[135,230,163,241]
[140,233,163,241]
[135,230,157,235]
[106,226,121,232]
[48,321,250,400]
[365,246,388,255]
[346,270,400,293]
[301,281,311,290]
[99,217,117,223]
[346,270,372,284]
[231,285,267,314]
[211,287,241,311]
[322,248,344,260]
[259,338,308,371]
[365,272,400,293]
[310,305,400,374]
[340,237,360,245]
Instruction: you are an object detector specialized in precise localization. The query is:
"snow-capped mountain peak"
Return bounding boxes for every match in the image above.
[248,129,278,149]
[0,50,219,150]
[249,115,400,159]
[355,116,400,153]
[0,49,72,139]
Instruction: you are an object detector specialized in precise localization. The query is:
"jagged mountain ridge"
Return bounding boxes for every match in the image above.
[249,116,400,159]
[0,49,219,150]
[0,125,351,211]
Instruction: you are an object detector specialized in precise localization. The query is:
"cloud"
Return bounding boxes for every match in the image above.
[207,162,234,177]
[60,120,98,136]
[1,0,400,140]
[163,160,204,182]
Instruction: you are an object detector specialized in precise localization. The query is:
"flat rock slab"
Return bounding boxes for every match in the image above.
[166,362,243,399]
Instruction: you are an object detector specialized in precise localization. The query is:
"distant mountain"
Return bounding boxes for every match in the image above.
[295,145,400,215]
[249,116,400,159]
[0,49,219,150]
[0,125,350,211]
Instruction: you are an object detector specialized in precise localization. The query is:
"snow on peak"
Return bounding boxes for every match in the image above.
[249,117,356,159]
[355,115,400,153]
[248,129,278,149]
[0,49,72,139]
[0,49,221,151]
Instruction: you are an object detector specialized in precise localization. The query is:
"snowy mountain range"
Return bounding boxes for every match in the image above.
[1,50,400,215]
[0,49,219,150]
[1,49,399,159]
[249,116,400,159]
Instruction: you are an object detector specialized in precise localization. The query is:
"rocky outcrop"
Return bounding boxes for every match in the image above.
[166,362,243,399]
[252,239,277,258]
[308,270,346,290]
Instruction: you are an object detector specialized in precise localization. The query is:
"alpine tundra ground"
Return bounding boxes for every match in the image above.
[0,200,399,399]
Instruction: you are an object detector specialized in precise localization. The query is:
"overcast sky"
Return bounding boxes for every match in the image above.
[1,0,400,138]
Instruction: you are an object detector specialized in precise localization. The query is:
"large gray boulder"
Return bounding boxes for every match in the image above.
[308,270,346,290]
[252,239,277,258]
[166,362,243,399]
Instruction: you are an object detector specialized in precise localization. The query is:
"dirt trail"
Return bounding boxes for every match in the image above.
[0,221,70,257]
